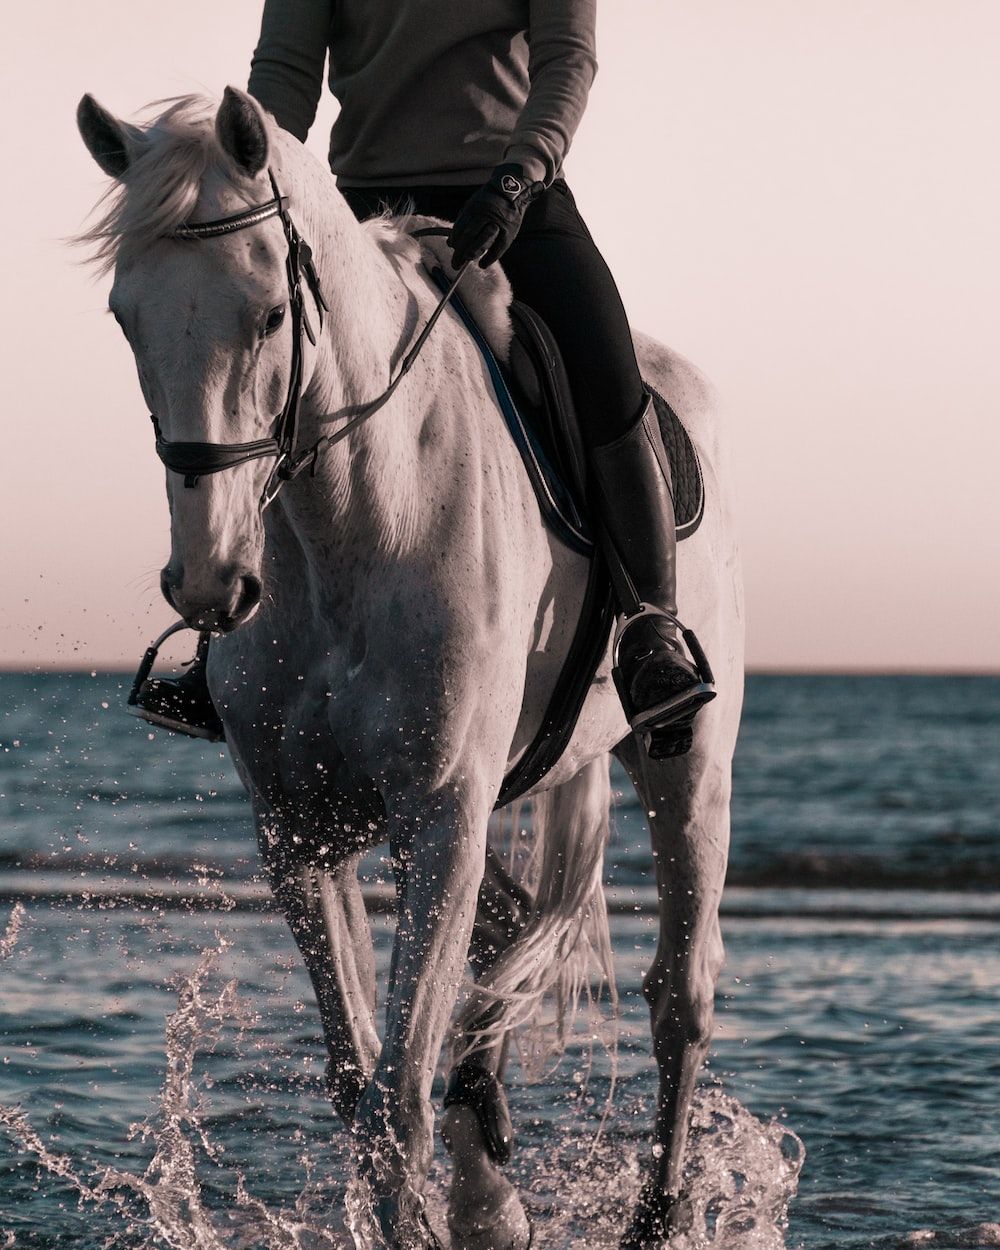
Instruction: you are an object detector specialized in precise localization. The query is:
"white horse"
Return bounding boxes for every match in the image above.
[77,89,744,1249]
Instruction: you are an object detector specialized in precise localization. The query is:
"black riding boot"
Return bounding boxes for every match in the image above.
[126,631,225,741]
[589,393,716,758]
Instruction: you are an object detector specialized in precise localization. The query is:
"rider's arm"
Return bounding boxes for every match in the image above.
[247,0,334,141]
[503,0,598,186]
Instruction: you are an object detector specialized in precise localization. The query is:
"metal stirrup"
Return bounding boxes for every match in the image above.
[612,604,715,687]
[126,620,191,708]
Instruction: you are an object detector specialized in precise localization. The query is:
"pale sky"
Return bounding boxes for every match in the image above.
[2,1,998,671]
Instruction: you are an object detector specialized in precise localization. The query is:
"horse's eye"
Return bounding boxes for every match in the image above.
[263,305,286,337]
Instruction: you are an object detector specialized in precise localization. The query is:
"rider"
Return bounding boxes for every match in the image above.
[132,0,715,757]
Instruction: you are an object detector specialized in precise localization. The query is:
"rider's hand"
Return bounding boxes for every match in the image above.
[447,164,545,269]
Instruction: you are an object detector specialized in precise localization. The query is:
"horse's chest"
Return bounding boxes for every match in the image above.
[222,659,384,847]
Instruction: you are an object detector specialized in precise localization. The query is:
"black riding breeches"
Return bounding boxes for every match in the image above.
[340,180,647,446]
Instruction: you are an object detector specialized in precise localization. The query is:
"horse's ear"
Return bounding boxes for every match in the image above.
[77,94,142,179]
[216,87,270,178]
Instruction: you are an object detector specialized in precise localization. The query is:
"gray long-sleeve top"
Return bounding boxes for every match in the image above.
[247,0,597,187]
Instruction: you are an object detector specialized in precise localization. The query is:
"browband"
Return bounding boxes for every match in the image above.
[172,197,285,241]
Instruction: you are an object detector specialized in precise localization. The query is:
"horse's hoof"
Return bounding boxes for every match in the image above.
[418,1203,446,1250]
[447,1191,532,1250]
[368,1192,444,1250]
[620,1183,693,1248]
[444,1062,515,1164]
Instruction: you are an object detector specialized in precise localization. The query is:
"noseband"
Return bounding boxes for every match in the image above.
[151,170,468,510]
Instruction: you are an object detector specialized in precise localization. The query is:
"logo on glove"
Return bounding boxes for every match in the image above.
[499,173,523,197]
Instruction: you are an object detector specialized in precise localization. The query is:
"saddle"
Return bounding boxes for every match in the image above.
[440,279,706,554]
[431,271,706,807]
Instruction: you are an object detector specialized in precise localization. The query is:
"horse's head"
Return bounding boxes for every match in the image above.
[77,89,319,631]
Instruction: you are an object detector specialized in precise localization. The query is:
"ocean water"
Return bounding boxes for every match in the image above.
[1,673,998,1248]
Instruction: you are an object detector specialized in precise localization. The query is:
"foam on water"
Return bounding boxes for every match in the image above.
[894,1230,1000,1249]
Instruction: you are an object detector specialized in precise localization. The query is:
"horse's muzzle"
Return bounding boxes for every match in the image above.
[161,568,262,632]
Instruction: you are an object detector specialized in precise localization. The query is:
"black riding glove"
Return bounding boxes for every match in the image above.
[448,163,545,269]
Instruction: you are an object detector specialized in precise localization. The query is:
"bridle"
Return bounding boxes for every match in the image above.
[150,170,469,510]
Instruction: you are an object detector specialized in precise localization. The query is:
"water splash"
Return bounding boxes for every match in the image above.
[2,936,803,1249]
[90,941,269,1249]
[0,1101,107,1203]
[0,903,25,960]
[0,940,346,1249]
[511,1085,803,1249]
[672,1086,805,1249]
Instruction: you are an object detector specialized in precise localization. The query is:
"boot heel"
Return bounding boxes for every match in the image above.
[647,724,694,758]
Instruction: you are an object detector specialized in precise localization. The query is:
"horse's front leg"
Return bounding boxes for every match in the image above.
[266,849,381,1125]
[353,779,493,1248]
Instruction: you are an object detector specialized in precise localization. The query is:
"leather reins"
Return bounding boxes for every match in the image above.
[150,170,469,511]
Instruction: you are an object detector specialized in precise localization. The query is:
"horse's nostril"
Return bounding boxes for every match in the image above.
[160,567,259,630]
[236,574,262,618]
[160,569,180,611]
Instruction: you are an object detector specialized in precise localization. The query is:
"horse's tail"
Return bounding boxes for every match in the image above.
[454,754,617,1076]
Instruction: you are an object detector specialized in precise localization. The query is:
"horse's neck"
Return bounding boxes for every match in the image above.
[294,158,407,413]
[276,146,437,561]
